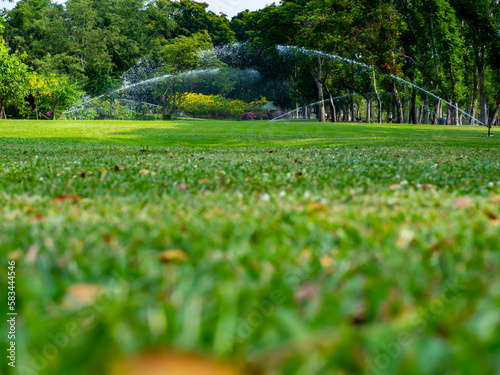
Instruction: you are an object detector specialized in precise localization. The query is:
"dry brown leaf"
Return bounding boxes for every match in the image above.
[420,183,436,191]
[63,283,102,309]
[110,351,241,375]
[159,249,188,263]
[52,194,81,203]
[306,202,326,215]
[454,197,472,209]
[389,184,402,190]
[483,210,500,226]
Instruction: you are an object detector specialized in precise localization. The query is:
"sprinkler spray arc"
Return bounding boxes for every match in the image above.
[274,45,486,127]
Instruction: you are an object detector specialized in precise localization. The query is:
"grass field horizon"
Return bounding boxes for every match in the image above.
[1,120,499,375]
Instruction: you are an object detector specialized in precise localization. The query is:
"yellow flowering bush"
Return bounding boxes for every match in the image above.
[180,93,267,119]
[247,97,267,112]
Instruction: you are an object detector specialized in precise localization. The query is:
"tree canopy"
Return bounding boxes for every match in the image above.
[0,0,498,124]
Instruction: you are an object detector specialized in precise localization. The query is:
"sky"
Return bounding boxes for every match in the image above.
[0,0,274,18]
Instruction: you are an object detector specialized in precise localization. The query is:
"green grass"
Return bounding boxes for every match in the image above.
[1,120,500,375]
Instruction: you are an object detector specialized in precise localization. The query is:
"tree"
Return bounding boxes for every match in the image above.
[64,0,147,94]
[162,30,213,72]
[2,0,54,66]
[156,31,215,119]
[40,74,83,119]
[450,0,500,126]
[29,71,46,120]
[0,20,31,119]
[171,0,236,46]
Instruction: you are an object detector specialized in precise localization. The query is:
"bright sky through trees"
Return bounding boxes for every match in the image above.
[0,0,273,17]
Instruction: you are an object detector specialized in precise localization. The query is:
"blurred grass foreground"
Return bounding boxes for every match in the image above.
[1,119,500,375]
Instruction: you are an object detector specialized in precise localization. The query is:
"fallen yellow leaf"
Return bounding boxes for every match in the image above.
[139,169,156,176]
[63,283,102,309]
[110,351,241,375]
[158,249,188,263]
[320,255,335,268]
[306,202,326,215]
[7,249,23,261]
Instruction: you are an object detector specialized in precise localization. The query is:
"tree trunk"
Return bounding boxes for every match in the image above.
[350,92,355,122]
[35,96,39,120]
[489,100,500,133]
[322,85,336,123]
[316,80,326,123]
[392,79,403,123]
[479,61,488,126]
[310,56,326,123]
[468,63,479,125]
[52,102,58,120]
[371,70,382,123]
[422,79,429,124]
[366,94,371,123]
[330,98,336,123]
[432,94,441,125]
[410,76,418,124]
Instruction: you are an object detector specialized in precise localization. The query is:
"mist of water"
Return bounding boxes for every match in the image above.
[277,45,485,126]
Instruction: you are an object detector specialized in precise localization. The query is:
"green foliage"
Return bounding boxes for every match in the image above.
[162,30,213,72]
[37,74,83,119]
[63,98,163,121]
[171,0,236,46]
[0,23,31,118]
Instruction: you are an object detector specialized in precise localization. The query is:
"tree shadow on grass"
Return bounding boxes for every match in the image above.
[106,123,498,149]
[0,121,497,149]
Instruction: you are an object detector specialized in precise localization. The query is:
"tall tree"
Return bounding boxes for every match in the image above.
[0,19,31,118]
[171,0,235,46]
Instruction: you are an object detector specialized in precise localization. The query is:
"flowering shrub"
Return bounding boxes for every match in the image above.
[241,112,268,120]
[180,93,247,119]
[180,93,272,120]
[247,97,268,112]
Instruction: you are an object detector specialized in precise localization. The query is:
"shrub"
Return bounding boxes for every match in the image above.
[180,93,247,119]
[241,111,268,120]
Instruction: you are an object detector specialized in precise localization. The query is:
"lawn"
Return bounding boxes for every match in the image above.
[1,119,500,375]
